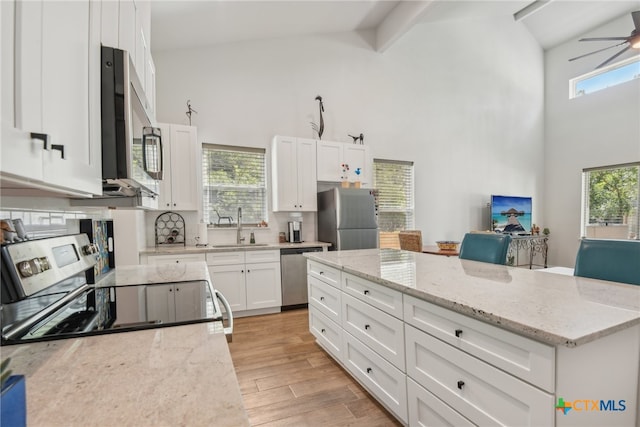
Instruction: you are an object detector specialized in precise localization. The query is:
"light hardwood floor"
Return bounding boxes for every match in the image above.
[228,308,403,426]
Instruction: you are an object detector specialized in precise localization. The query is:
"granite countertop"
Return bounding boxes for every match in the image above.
[96,262,213,287]
[305,248,640,347]
[140,241,331,255]
[3,323,249,427]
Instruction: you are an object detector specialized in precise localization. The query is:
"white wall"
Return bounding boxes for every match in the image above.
[545,13,640,267]
[153,13,544,249]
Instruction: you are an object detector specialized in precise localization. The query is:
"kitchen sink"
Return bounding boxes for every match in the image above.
[209,243,270,248]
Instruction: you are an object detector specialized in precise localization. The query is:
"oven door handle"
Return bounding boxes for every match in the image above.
[215,289,233,342]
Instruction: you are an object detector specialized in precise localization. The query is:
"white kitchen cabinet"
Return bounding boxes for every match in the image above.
[271,136,317,211]
[145,282,205,323]
[405,324,554,426]
[143,253,206,265]
[207,250,281,316]
[1,0,102,197]
[316,141,371,185]
[157,124,200,211]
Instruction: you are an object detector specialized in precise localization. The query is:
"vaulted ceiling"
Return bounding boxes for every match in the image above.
[151,1,639,53]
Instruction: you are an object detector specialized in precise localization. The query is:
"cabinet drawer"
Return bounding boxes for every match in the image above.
[206,251,245,266]
[309,306,342,362]
[342,293,405,370]
[342,272,403,319]
[245,249,280,263]
[308,275,341,323]
[307,260,340,288]
[405,325,554,427]
[343,332,407,423]
[404,295,555,392]
[408,378,474,427]
[146,253,205,264]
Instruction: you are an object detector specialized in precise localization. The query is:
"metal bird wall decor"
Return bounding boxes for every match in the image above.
[310,95,325,140]
[348,133,364,144]
[186,100,198,125]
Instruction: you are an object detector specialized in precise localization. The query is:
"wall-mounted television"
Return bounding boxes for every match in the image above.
[490,195,532,234]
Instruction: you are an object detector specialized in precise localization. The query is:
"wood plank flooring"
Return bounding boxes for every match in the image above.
[228,308,403,426]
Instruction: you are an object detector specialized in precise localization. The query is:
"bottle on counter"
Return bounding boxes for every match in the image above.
[250,232,255,244]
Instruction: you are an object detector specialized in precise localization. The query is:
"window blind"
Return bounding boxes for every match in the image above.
[582,162,639,240]
[373,159,414,232]
[201,144,267,226]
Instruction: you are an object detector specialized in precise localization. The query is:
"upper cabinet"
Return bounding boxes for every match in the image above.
[103,0,155,122]
[0,0,102,196]
[272,136,318,212]
[157,124,201,211]
[317,141,371,185]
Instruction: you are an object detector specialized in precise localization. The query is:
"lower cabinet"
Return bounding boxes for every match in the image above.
[343,332,408,423]
[405,324,554,426]
[407,378,475,427]
[207,250,281,316]
[309,305,343,361]
[145,282,205,323]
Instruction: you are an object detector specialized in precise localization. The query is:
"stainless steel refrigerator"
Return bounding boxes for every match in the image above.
[317,188,379,250]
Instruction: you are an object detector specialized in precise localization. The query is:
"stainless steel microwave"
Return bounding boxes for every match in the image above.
[100,46,162,202]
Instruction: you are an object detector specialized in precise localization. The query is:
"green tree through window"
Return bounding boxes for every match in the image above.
[583,163,639,240]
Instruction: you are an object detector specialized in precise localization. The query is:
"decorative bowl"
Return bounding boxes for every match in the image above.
[436,241,459,251]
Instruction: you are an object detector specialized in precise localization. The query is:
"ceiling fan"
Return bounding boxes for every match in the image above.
[568,10,640,69]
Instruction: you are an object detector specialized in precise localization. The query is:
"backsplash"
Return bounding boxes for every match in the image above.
[0,208,111,240]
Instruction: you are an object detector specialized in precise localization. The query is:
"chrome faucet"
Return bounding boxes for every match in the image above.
[237,207,244,244]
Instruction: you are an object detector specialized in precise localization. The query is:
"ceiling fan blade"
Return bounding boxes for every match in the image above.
[596,45,631,69]
[632,10,640,32]
[568,42,626,62]
[579,37,629,41]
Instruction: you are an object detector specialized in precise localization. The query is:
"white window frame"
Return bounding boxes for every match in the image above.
[201,144,267,227]
[581,162,639,240]
[373,158,415,232]
[570,55,640,99]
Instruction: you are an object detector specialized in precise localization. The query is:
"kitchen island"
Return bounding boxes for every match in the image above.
[305,248,640,427]
[2,263,249,427]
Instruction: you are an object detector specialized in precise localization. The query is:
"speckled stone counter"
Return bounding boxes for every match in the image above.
[139,241,331,255]
[3,323,249,427]
[305,248,640,347]
[97,261,213,287]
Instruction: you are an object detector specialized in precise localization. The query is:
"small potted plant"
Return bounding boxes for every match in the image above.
[1,358,27,427]
[542,227,550,236]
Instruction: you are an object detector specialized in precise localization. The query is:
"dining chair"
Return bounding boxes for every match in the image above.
[399,230,423,252]
[458,233,512,265]
[574,238,640,285]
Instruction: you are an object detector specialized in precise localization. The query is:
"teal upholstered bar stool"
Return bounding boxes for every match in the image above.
[574,238,640,286]
[458,233,512,265]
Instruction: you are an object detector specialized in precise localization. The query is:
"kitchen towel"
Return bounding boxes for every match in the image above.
[197,222,208,246]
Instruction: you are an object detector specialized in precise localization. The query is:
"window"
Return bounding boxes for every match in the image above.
[570,55,640,99]
[373,159,414,231]
[201,144,267,226]
[582,163,639,240]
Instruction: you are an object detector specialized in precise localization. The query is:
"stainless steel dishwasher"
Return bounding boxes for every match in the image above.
[280,246,323,309]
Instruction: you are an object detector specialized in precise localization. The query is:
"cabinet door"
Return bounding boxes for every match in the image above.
[174,281,205,322]
[169,125,199,210]
[145,284,175,323]
[145,53,156,121]
[208,264,247,312]
[118,0,136,61]
[3,0,101,196]
[40,0,102,195]
[272,136,299,211]
[245,261,282,310]
[316,141,343,182]
[343,145,370,184]
[1,0,44,182]
[158,124,199,210]
[296,138,317,211]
